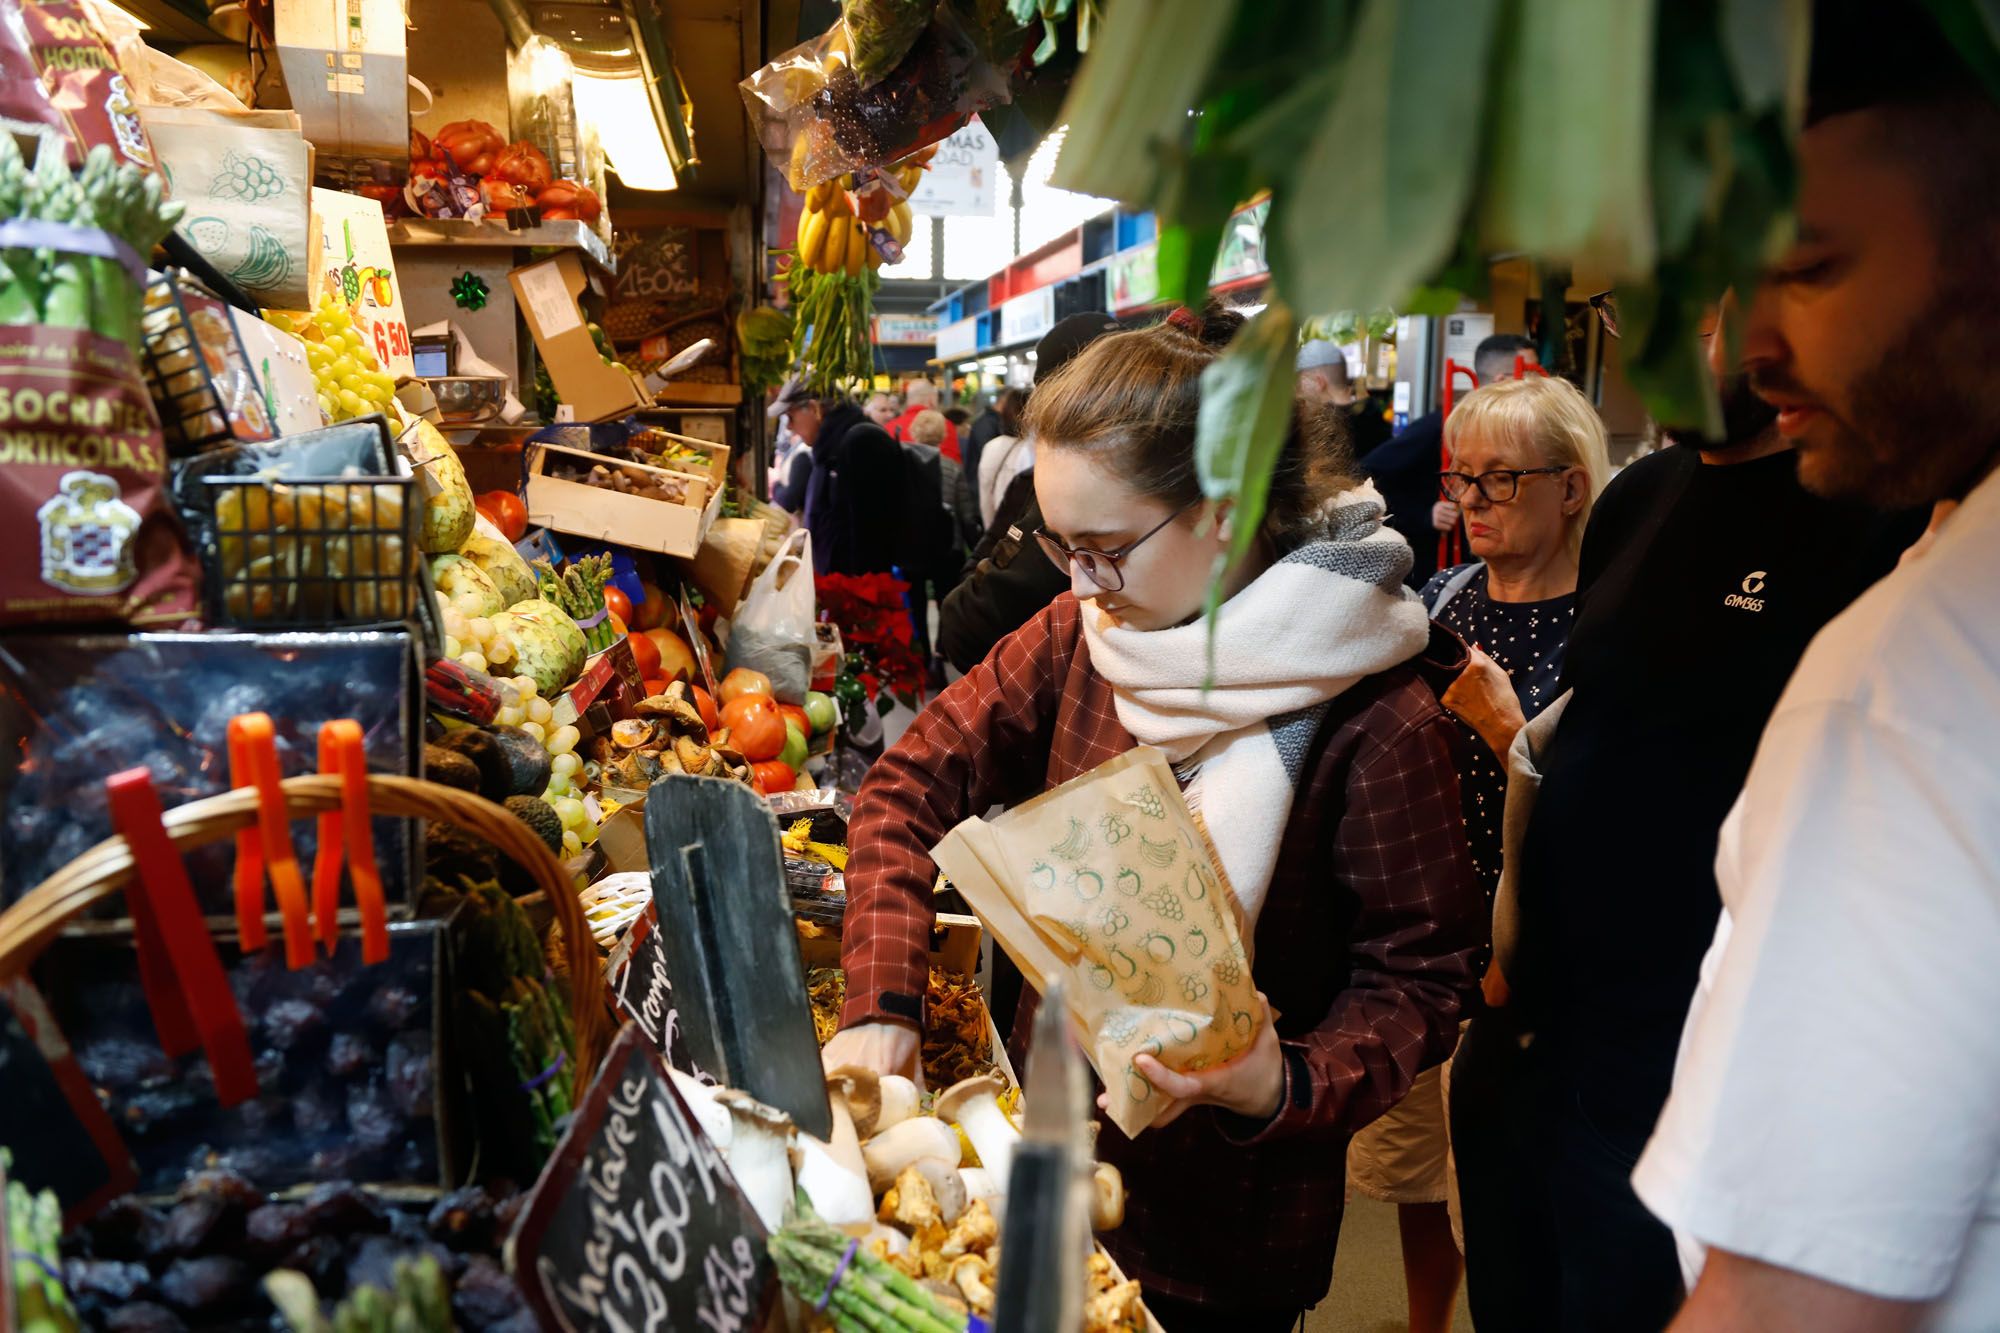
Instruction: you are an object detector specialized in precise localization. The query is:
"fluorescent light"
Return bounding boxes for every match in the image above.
[572,70,676,191]
[99,0,149,27]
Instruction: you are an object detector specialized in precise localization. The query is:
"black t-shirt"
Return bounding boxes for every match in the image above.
[1421,563,1575,899]
[1517,444,1923,1140]
[1359,409,1446,588]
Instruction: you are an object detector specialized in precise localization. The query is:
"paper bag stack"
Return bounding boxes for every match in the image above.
[930,747,1265,1137]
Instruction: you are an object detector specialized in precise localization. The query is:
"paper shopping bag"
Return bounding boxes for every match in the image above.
[141,105,311,308]
[931,747,1267,1138]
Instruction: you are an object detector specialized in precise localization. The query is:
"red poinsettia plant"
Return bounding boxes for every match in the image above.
[815,571,926,719]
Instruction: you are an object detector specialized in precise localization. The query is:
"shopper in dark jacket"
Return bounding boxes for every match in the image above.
[936,312,1118,669]
[776,379,905,576]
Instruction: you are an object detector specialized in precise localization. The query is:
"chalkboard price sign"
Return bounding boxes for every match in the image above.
[510,1024,775,1333]
[608,903,711,1082]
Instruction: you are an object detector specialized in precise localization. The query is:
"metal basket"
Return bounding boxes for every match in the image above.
[198,472,421,630]
[140,273,275,456]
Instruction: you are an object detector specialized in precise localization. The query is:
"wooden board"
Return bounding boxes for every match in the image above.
[643,777,833,1139]
[508,1024,776,1333]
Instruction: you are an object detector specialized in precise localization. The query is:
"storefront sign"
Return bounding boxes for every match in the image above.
[873,312,940,346]
[1441,311,1495,384]
[936,314,980,362]
[1110,240,1159,312]
[1001,287,1056,347]
[906,117,999,217]
[1212,198,1271,285]
[511,1024,776,1333]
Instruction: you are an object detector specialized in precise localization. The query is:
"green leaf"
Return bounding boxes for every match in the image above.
[1477,0,1657,277]
[1921,0,2000,103]
[1048,0,1238,204]
[1720,0,1810,115]
[1193,301,1299,663]
[1274,0,1492,320]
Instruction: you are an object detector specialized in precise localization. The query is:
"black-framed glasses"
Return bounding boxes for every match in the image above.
[1034,503,1197,592]
[1439,467,1568,504]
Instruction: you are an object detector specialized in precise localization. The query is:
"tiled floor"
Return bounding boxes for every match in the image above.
[1305,1196,1474,1333]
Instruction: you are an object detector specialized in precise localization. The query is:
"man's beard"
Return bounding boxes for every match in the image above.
[1754,282,2000,508]
[1677,372,1778,451]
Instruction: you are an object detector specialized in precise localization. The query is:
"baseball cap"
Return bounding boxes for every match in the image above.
[1035,312,1120,385]
[1295,339,1346,373]
[767,375,816,419]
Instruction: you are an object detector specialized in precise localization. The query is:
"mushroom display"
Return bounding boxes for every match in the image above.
[933,1072,1020,1197]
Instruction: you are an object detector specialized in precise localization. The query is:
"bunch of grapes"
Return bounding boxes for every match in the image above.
[268,298,400,425]
[438,602,517,678]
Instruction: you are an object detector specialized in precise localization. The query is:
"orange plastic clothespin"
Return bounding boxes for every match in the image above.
[105,768,259,1107]
[226,721,266,951]
[226,713,313,969]
[311,719,389,964]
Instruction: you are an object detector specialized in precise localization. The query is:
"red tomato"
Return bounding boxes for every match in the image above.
[628,630,661,680]
[604,586,633,625]
[635,583,670,631]
[721,694,787,762]
[643,676,671,698]
[691,686,721,734]
[750,760,796,796]
[475,490,527,542]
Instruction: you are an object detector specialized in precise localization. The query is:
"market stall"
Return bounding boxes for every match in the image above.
[0,0,1163,1324]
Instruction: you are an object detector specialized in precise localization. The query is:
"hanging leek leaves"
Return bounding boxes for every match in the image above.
[1045,0,1857,632]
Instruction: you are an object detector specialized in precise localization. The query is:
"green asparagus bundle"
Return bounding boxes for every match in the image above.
[533,555,617,653]
[454,883,579,1166]
[4,1151,78,1333]
[0,137,183,352]
[265,1254,452,1333]
[785,260,878,394]
[770,1193,969,1333]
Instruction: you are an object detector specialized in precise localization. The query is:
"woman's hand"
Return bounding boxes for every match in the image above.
[1442,646,1528,760]
[1102,994,1286,1129]
[821,1021,923,1087]
[1431,499,1462,533]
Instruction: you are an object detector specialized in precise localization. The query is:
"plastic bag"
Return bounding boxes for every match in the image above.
[740,1,1015,191]
[724,527,815,702]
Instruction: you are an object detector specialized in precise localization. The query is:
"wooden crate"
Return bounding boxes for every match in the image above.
[524,441,721,558]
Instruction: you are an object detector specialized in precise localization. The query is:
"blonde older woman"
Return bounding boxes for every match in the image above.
[1346,372,1610,1333]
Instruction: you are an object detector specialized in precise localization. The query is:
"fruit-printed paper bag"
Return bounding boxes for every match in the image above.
[931,747,1267,1138]
[141,105,311,308]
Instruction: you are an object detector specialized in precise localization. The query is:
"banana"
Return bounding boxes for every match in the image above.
[844,220,866,277]
[898,164,923,192]
[820,213,847,273]
[805,180,836,211]
[890,202,912,245]
[865,236,884,270]
[787,135,812,192]
[799,209,829,270]
[823,186,852,219]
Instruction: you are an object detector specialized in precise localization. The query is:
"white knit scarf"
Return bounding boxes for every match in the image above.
[1079,484,1430,931]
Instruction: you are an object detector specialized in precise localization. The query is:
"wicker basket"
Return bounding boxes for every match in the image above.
[0,773,606,1081]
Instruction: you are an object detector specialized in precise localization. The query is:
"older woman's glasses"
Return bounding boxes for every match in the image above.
[1439,467,1567,504]
[1034,503,1196,593]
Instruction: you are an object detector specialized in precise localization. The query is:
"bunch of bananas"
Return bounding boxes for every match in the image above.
[796,155,928,276]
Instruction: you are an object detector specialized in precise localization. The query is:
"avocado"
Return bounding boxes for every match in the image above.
[503,796,563,856]
[487,726,553,797]
[433,728,508,801]
[424,743,481,794]
[424,819,498,887]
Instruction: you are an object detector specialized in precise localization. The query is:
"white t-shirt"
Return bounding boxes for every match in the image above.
[1633,467,2000,1326]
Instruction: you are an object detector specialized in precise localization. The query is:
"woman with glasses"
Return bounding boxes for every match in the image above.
[823,303,1485,1331]
[1345,372,1609,1332]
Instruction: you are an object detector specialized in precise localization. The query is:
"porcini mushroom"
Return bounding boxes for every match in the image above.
[795,1066,878,1227]
[861,1116,961,1193]
[934,1073,1018,1194]
[714,1089,796,1233]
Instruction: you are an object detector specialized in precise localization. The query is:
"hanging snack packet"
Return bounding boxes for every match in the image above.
[0,0,156,171]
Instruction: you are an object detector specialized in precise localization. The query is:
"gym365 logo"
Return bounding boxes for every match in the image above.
[1724,571,1768,612]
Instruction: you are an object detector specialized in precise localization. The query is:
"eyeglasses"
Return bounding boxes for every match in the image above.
[1439,467,1568,504]
[1034,503,1196,593]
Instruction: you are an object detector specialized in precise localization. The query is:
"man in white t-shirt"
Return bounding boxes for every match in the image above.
[1633,7,2000,1329]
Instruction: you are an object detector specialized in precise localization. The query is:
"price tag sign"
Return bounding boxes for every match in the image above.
[607,903,710,1082]
[307,187,416,378]
[509,1024,775,1333]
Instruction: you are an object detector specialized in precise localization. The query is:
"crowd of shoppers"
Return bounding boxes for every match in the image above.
[788,6,2000,1328]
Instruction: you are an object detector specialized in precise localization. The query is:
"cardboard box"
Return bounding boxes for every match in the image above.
[510,252,651,422]
[525,441,722,558]
[631,426,731,491]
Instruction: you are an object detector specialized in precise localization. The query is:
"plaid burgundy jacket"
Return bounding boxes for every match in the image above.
[839,593,1486,1309]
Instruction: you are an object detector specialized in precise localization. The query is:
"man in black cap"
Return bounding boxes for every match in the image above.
[772,377,904,576]
[936,311,1119,673]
